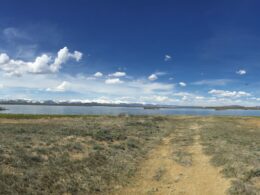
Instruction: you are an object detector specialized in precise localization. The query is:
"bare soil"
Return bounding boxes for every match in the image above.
[113,124,230,195]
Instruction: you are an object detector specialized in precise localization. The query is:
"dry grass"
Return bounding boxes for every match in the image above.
[199,117,260,195]
[0,115,170,194]
[0,115,259,194]
[169,117,198,167]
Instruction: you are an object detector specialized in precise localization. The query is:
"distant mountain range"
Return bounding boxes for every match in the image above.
[0,99,260,110]
[0,99,146,107]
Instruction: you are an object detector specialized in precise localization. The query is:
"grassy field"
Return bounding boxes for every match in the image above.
[0,114,259,194]
[199,117,260,194]
[0,115,171,194]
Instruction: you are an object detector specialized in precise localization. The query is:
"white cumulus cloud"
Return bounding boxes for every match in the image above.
[0,47,82,76]
[236,69,246,75]
[105,78,123,84]
[94,72,103,77]
[50,47,82,72]
[148,74,158,81]
[179,82,187,87]
[0,53,10,64]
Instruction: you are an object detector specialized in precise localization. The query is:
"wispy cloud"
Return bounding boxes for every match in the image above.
[3,27,32,42]
[192,79,233,86]
[155,71,167,76]
[0,26,62,60]
[140,95,174,103]
[148,72,167,81]
[164,54,172,61]
[46,81,71,92]
[208,89,251,98]
[109,71,126,77]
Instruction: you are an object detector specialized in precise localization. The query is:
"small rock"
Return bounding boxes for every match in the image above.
[114,185,122,190]
[174,176,180,182]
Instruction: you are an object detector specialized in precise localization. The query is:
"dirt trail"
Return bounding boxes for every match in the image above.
[113,124,230,195]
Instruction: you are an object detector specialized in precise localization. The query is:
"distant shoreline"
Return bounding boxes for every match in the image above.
[0,107,7,111]
[1,102,260,111]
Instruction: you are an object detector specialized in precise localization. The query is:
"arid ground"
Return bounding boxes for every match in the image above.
[0,115,259,194]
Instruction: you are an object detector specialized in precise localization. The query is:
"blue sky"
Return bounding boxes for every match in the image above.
[0,0,260,105]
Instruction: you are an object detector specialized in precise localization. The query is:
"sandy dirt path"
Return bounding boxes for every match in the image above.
[113,123,230,195]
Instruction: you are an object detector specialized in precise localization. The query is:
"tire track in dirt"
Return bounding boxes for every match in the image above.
[113,122,230,195]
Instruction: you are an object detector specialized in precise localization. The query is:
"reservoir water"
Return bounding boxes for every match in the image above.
[1,104,260,116]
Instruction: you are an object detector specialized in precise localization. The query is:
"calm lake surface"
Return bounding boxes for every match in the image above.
[1,104,260,116]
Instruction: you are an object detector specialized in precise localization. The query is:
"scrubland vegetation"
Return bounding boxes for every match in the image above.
[0,114,259,194]
[199,117,260,195]
[0,115,170,194]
